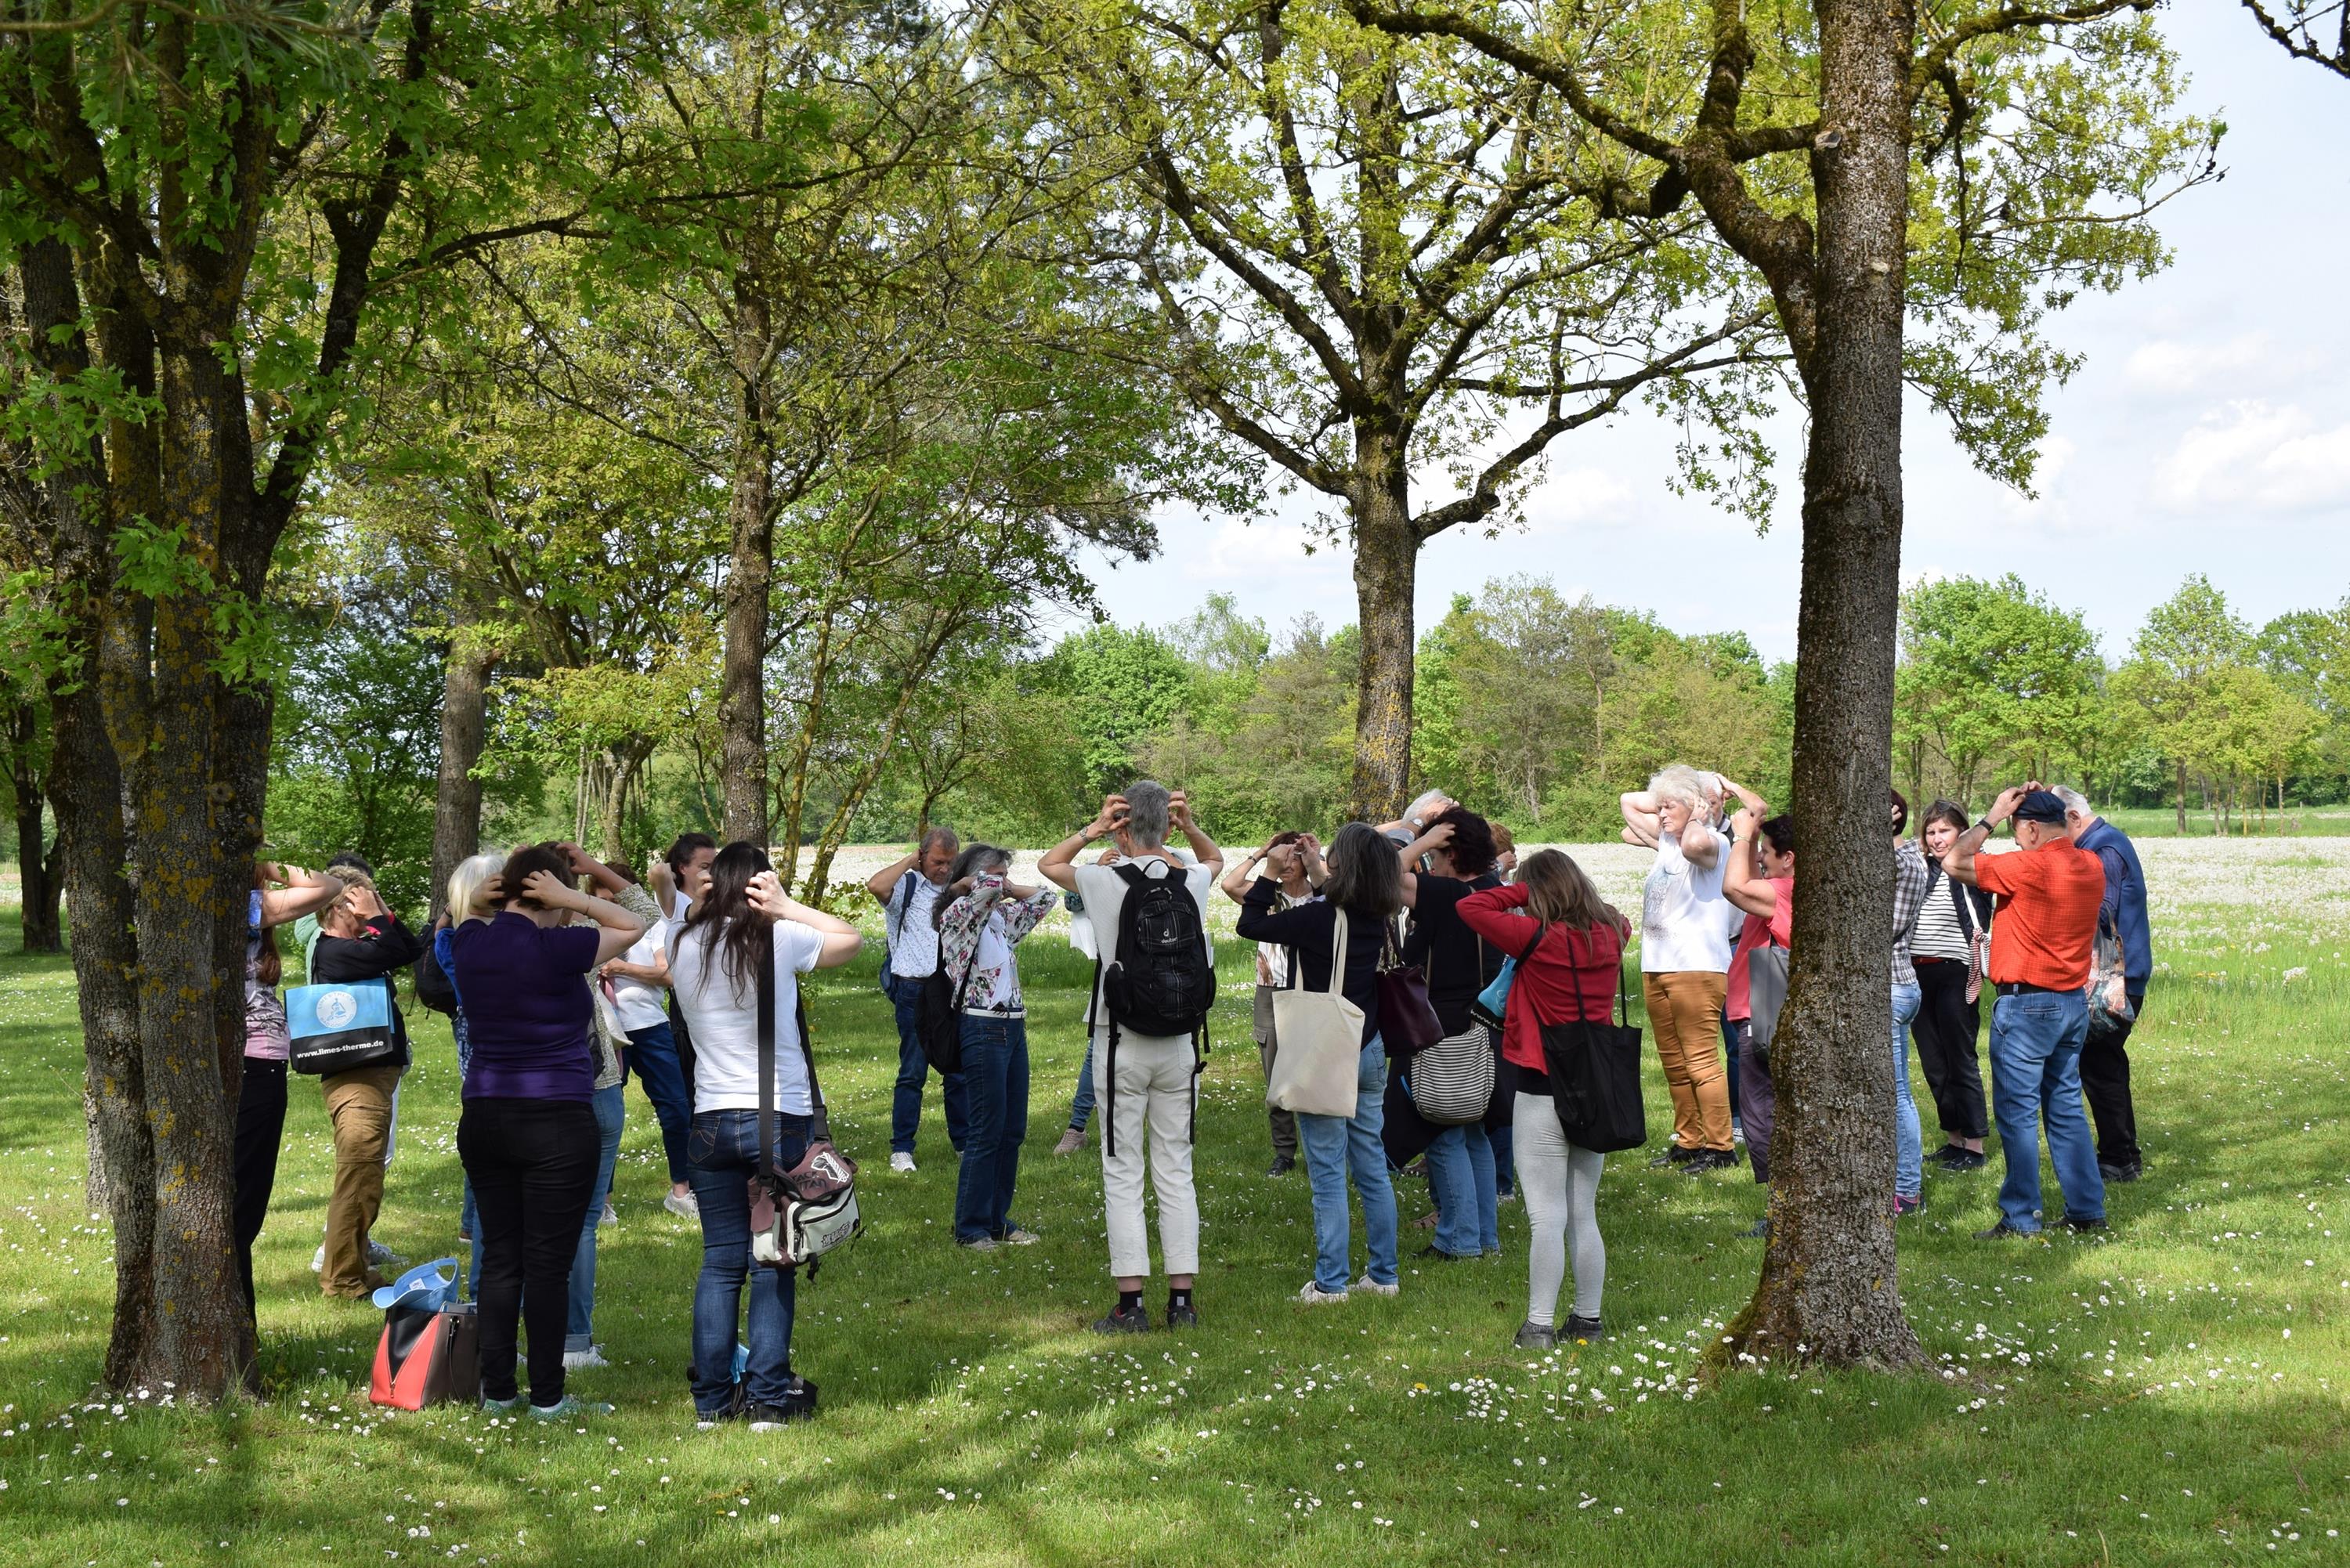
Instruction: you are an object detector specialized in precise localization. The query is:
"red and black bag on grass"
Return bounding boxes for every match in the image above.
[369,1299,479,1411]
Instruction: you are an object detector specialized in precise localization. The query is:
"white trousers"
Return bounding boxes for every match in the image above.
[1094,1028,1200,1279]
[1514,1091,1607,1325]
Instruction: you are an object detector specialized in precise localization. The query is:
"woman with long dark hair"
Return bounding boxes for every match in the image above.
[1235,821,1405,1303]
[1459,850,1629,1349]
[233,859,341,1321]
[1913,799,1994,1169]
[450,841,644,1419]
[935,844,1059,1251]
[667,842,862,1428]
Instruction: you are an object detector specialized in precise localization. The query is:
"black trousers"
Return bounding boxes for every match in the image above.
[232,1057,290,1321]
[459,1097,600,1405]
[1909,959,1988,1141]
[2079,988,2146,1168]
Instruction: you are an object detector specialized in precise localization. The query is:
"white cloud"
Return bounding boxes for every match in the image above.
[2124,333,2283,396]
[2150,401,2350,515]
[1519,466,1639,532]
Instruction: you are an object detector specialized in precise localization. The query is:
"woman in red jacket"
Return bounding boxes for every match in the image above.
[1460,851,1628,1353]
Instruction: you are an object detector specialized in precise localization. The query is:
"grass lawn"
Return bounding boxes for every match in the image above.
[0,840,2345,1566]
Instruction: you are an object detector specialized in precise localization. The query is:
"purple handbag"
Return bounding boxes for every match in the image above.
[1376,919,1444,1057]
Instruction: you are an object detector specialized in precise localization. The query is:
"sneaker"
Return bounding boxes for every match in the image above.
[1267,1154,1296,1178]
[562,1346,611,1370]
[1296,1281,1348,1306]
[367,1239,405,1267]
[694,1383,748,1430]
[1165,1300,1198,1329]
[1415,1245,1473,1263]
[1091,1301,1152,1335]
[663,1188,700,1219]
[1052,1128,1086,1158]
[1001,1227,1041,1246]
[957,1235,1000,1253]
[1560,1314,1607,1344]
[529,1395,613,1421]
[2098,1160,2142,1183]
[745,1400,810,1431]
[311,1244,326,1273]
[1731,1118,1745,1144]
[2060,1213,2110,1234]
[1894,1193,1926,1219]
[457,1227,472,1245]
[1932,1147,1989,1172]
[1399,1158,1428,1178]
[1513,1321,1557,1352]
[889,1152,918,1175]
[1973,1222,2035,1241]
[1495,1187,1517,1205]
[1351,1274,1399,1298]
[482,1394,523,1414]
[1741,1215,1772,1239]
[1680,1149,1737,1175]
[598,1201,617,1227]
[1648,1143,1695,1169]
[1412,1210,1439,1230]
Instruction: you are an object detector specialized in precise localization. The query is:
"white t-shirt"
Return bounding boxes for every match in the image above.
[607,915,671,1034]
[667,916,824,1115]
[1072,858,1215,1028]
[883,872,944,978]
[1640,827,1733,974]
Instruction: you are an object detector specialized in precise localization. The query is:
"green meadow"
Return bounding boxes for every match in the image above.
[0,836,2344,1566]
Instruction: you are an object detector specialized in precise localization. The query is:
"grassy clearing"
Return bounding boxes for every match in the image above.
[0,843,2346,1567]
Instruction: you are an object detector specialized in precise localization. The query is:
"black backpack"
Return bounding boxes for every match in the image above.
[1097,863,1215,1156]
[916,948,974,1075]
[412,942,458,1017]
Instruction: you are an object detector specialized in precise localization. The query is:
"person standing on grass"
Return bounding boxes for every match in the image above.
[1889,791,1930,1219]
[1719,810,1793,1237]
[1041,784,1223,1334]
[1235,822,1403,1306]
[439,851,505,1281]
[936,846,1059,1251]
[598,854,696,1219]
[1487,827,1520,1203]
[667,844,863,1429]
[1395,807,1509,1263]
[2055,786,2152,1183]
[451,842,645,1419]
[1943,787,2109,1240]
[1912,800,1994,1171]
[868,828,968,1174]
[234,859,342,1320]
[658,832,718,1111]
[306,868,427,1298]
[295,851,407,1280]
[1457,851,1629,1349]
[1220,832,1319,1178]
[1620,767,1743,1174]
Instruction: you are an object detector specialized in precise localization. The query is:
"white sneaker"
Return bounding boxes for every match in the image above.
[1003,1227,1041,1246]
[562,1346,610,1370]
[663,1189,700,1219]
[367,1239,405,1267]
[1296,1281,1349,1306]
[1353,1274,1400,1298]
[889,1152,917,1175]
[959,1236,1000,1253]
[599,1201,617,1227]
[311,1244,325,1273]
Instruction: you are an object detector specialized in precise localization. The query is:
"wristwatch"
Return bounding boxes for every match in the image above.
[1975,817,1996,835]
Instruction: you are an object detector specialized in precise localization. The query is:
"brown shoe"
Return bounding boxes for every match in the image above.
[1052,1127,1086,1158]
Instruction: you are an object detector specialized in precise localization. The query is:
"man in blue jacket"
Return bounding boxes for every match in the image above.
[2056,788,2150,1182]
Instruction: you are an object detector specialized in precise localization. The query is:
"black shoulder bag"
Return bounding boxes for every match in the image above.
[1538,929,1648,1154]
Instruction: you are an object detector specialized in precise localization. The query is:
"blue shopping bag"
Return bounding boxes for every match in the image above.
[285,977,398,1075]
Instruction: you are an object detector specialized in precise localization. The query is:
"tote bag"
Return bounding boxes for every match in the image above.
[1267,908,1366,1118]
[286,977,400,1075]
[1536,929,1647,1154]
[1745,941,1790,1071]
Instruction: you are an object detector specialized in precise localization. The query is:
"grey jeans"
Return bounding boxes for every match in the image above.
[1251,985,1300,1159]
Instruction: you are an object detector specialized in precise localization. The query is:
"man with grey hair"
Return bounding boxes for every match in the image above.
[1042,783,1223,1333]
[1379,789,1459,850]
[2055,786,2151,1182]
[868,826,967,1174]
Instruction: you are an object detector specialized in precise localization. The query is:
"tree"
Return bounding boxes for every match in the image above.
[2114,574,2251,833]
[1001,0,1781,815]
[1358,0,2214,1370]
[0,0,609,1398]
[2240,0,2350,78]
[1895,575,2101,806]
[0,688,60,952]
[1450,577,1616,820]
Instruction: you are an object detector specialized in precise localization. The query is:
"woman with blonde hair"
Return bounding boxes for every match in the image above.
[1620,766,1749,1174]
[436,852,505,1263]
[1459,851,1629,1349]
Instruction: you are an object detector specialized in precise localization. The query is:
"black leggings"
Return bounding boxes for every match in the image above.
[232,1057,290,1321]
[459,1097,600,1406]
[1909,959,1988,1141]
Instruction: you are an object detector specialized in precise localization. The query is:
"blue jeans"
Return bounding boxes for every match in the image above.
[1296,1038,1400,1293]
[1988,989,2106,1232]
[953,1015,1030,1243]
[888,977,969,1155]
[1067,1036,1097,1132]
[1891,980,1924,1201]
[1491,1121,1513,1197]
[685,1108,810,1415]
[1720,1012,1742,1124]
[1426,1122,1499,1255]
[624,1022,693,1185]
[565,1084,626,1351]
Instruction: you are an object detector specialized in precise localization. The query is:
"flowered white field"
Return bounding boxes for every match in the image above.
[0,836,2342,1566]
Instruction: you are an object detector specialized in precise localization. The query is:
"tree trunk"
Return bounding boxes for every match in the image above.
[7,703,63,948]
[2174,761,2187,834]
[1349,457,1416,819]
[719,274,776,847]
[427,629,495,923]
[1723,0,1925,1373]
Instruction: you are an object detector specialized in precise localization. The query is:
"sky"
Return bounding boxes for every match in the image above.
[1050,5,2350,665]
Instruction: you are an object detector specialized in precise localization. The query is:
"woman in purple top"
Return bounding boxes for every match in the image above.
[450,841,644,1419]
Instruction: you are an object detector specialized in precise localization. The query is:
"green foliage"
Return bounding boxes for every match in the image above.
[1894,575,2102,807]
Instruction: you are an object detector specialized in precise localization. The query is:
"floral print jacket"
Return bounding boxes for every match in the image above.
[938,870,1058,1016]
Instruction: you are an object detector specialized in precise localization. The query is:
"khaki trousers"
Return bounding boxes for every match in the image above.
[320,1064,401,1296]
[1644,972,1731,1153]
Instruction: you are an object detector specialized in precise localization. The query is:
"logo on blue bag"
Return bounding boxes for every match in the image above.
[316,988,360,1029]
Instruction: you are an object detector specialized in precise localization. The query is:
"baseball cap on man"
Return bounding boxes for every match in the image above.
[2012,790,2068,825]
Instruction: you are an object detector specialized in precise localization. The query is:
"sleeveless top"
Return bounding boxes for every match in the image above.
[244,890,291,1061]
